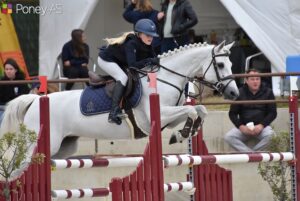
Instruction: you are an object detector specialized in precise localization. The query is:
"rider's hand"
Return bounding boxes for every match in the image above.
[82,63,88,67]
[64,61,71,66]
[157,12,164,21]
[149,58,160,65]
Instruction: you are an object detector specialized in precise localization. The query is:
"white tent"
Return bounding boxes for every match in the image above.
[220,0,300,73]
[39,0,98,78]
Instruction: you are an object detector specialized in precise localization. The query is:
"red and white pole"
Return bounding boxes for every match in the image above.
[289,94,300,201]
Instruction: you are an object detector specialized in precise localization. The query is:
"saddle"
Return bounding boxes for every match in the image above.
[80,70,142,115]
[88,70,137,100]
[80,70,146,138]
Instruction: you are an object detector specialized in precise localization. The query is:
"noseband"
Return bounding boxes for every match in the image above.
[198,46,234,94]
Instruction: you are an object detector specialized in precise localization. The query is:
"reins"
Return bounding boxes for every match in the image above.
[129,46,234,105]
[129,65,186,105]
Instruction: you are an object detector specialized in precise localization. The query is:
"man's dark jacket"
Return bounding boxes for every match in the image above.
[229,83,277,128]
[160,0,198,37]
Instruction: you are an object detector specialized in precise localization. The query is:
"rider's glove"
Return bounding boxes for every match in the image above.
[149,58,160,65]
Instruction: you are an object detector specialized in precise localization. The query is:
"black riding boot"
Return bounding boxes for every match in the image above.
[108,81,125,125]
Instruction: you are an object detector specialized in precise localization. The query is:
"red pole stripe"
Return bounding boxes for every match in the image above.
[176,155,183,166]
[279,153,284,160]
[177,182,183,191]
[269,153,274,161]
[201,155,217,164]
[66,160,72,168]
[248,154,263,162]
[79,189,84,197]
[93,188,110,197]
[79,159,84,168]
[167,184,172,191]
[188,155,194,166]
[66,190,72,198]
[92,159,109,167]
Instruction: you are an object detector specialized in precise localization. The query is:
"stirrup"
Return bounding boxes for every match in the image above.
[116,112,128,119]
[108,112,127,125]
[108,115,122,125]
[108,108,123,125]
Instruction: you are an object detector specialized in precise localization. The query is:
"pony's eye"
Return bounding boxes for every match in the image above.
[217,62,224,69]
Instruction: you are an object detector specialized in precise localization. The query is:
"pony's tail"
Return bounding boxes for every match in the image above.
[0,94,39,136]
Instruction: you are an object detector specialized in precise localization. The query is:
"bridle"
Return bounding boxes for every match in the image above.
[130,46,234,105]
[196,46,235,95]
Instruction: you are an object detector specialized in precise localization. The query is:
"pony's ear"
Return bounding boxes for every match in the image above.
[215,40,226,52]
[225,42,235,51]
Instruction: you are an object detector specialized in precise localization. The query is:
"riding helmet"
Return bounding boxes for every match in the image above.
[134,19,159,37]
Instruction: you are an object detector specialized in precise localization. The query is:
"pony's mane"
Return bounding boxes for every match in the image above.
[157,42,231,59]
[157,42,209,59]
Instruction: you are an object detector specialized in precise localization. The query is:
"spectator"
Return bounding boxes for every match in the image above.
[224,68,277,152]
[123,0,164,54]
[62,29,89,90]
[159,0,198,53]
[0,58,30,123]
[97,19,159,125]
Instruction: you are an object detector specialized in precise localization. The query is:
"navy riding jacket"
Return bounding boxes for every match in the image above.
[99,34,156,69]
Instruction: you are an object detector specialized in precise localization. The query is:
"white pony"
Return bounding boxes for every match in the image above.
[0,41,239,159]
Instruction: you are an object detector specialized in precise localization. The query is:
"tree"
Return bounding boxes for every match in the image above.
[0,124,44,201]
[258,132,292,201]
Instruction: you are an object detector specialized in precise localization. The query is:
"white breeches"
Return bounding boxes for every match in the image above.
[98,57,128,86]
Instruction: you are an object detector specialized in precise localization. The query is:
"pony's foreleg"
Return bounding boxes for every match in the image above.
[169,117,204,144]
[160,105,208,144]
[189,104,207,136]
[160,105,198,127]
[169,117,194,144]
[160,105,196,144]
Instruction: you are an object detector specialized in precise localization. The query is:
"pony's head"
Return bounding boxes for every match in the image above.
[157,41,239,101]
[201,41,239,100]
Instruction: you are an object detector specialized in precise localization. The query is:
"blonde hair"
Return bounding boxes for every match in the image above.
[136,0,153,12]
[104,32,135,45]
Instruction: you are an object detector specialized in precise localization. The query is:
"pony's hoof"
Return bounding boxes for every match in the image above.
[169,131,184,144]
[169,134,177,144]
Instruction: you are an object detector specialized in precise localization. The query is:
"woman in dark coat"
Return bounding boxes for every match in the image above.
[0,58,30,105]
[62,29,89,90]
[123,0,164,54]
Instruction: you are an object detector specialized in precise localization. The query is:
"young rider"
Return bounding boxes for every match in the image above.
[98,19,159,125]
